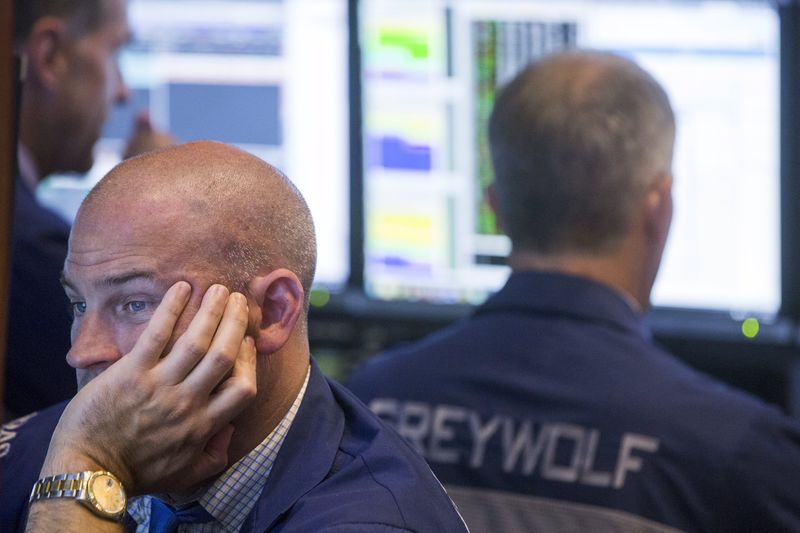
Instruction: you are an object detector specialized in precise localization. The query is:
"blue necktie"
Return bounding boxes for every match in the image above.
[148,498,214,533]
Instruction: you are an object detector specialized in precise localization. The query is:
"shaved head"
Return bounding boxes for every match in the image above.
[77,141,317,302]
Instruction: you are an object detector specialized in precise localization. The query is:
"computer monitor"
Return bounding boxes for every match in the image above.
[38,0,350,290]
[360,0,781,323]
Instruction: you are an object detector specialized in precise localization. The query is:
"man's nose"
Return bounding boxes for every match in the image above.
[66,314,123,370]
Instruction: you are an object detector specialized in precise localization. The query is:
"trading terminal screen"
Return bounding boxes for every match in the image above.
[361,0,781,317]
[39,0,350,290]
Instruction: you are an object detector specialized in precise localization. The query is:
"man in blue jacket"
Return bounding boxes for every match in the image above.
[348,51,800,532]
[2,141,467,532]
[8,0,173,417]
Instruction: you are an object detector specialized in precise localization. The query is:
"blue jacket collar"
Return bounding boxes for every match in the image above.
[243,359,343,530]
[476,270,650,338]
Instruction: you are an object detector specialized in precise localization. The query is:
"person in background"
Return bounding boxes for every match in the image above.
[347,50,800,532]
[7,0,174,418]
[2,141,468,533]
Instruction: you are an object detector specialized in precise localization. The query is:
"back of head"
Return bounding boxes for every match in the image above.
[79,141,317,302]
[14,0,105,46]
[488,50,675,256]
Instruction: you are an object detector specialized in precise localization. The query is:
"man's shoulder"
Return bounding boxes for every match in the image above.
[709,398,800,530]
[13,174,71,248]
[346,278,649,396]
[347,319,471,396]
[13,180,69,229]
[348,309,789,448]
[262,374,467,532]
[313,378,467,531]
[0,402,67,533]
[1,401,66,462]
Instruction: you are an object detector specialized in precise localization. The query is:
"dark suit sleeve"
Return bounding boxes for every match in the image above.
[0,404,66,532]
[720,407,800,530]
[5,178,76,415]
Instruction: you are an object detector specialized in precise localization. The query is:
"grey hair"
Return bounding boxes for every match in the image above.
[488,50,675,254]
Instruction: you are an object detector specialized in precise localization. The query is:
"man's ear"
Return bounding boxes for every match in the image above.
[643,172,673,243]
[486,183,506,234]
[23,17,70,90]
[247,269,305,355]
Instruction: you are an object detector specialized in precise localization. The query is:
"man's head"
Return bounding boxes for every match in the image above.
[489,50,675,257]
[488,51,675,307]
[62,141,317,389]
[16,0,131,177]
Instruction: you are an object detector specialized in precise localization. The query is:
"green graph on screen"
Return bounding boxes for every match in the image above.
[471,20,577,236]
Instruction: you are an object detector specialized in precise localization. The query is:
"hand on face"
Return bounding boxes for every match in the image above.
[122,111,177,160]
[40,282,257,496]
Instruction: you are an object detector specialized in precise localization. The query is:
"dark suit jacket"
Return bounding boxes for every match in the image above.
[348,271,800,532]
[5,174,75,416]
[0,361,467,532]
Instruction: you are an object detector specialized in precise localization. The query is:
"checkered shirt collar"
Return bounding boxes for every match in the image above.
[129,364,311,533]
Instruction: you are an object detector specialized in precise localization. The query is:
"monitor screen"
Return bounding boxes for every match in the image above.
[38,0,350,290]
[360,0,781,316]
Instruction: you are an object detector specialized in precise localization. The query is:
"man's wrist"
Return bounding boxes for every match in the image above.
[27,497,125,533]
[40,454,105,477]
[39,448,133,495]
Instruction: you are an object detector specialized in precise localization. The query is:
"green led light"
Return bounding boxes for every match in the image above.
[309,288,331,308]
[741,318,760,339]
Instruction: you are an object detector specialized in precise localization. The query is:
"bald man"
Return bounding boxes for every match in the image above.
[1,141,467,533]
[348,51,800,532]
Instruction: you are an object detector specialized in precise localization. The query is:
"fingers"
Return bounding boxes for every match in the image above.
[207,336,257,424]
[190,425,236,485]
[127,281,191,369]
[183,292,250,394]
[158,284,231,383]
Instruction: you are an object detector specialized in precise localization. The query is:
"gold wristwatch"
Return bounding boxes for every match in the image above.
[29,471,127,521]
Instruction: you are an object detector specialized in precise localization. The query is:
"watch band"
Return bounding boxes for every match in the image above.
[29,470,126,521]
[30,471,93,501]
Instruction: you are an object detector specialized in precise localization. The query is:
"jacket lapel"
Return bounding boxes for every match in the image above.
[243,360,344,531]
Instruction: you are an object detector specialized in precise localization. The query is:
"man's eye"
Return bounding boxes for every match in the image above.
[69,302,87,317]
[123,301,149,313]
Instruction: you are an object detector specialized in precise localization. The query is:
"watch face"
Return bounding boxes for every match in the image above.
[89,473,126,515]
